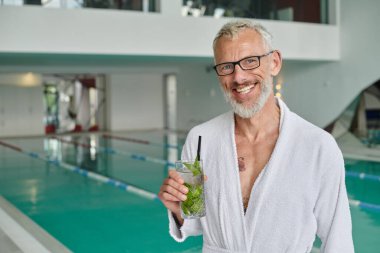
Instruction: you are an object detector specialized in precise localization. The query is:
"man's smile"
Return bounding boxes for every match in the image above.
[234,84,255,94]
[230,81,261,101]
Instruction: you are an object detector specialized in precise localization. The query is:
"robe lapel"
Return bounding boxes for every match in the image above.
[237,99,290,251]
[225,110,249,251]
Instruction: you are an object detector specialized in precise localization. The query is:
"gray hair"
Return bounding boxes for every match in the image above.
[213,20,273,51]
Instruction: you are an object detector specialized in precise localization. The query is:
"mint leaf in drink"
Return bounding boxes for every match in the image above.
[182,204,191,215]
[183,162,194,171]
[183,160,201,176]
[192,159,201,176]
[191,198,204,213]
[180,159,205,217]
[182,183,204,215]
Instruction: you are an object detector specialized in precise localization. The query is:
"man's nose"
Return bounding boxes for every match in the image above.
[232,64,248,84]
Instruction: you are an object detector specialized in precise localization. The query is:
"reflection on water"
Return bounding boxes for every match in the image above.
[165,132,179,168]
[44,135,108,175]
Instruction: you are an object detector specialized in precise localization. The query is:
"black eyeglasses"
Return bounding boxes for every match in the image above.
[213,50,274,76]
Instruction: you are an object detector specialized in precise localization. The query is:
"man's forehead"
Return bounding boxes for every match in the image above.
[214,29,265,52]
[213,30,267,63]
[216,29,263,47]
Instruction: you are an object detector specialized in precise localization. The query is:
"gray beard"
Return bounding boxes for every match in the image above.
[222,79,272,119]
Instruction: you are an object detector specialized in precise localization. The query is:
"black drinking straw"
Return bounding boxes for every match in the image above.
[196,136,202,161]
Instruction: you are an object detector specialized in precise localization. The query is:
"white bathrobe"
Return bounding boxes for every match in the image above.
[169,98,354,253]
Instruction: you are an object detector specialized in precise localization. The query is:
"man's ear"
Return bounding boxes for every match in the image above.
[270,50,282,76]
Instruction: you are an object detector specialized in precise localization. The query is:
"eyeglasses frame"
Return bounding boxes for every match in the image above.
[213,50,275,76]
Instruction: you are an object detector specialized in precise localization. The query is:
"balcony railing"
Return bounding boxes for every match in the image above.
[1,0,332,24]
[0,0,157,12]
[182,0,330,24]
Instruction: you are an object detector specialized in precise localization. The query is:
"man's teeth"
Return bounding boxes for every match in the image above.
[236,85,254,94]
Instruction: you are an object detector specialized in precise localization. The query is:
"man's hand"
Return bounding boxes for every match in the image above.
[158,170,188,225]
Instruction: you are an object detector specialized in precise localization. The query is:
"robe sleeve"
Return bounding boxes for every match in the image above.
[168,129,203,242]
[314,144,354,252]
[168,210,203,242]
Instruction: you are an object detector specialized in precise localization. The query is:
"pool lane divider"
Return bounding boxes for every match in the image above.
[345,171,380,182]
[102,134,179,149]
[0,140,22,152]
[0,140,158,201]
[48,137,380,183]
[1,140,380,211]
[52,136,175,167]
[349,199,380,212]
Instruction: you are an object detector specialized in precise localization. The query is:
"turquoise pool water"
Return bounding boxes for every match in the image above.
[0,131,379,252]
[345,159,380,251]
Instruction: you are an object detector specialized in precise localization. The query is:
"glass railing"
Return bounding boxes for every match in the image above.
[1,0,331,24]
[182,0,330,24]
[0,0,158,12]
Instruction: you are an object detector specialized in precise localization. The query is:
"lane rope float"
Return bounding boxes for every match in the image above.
[0,140,158,201]
[102,134,179,149]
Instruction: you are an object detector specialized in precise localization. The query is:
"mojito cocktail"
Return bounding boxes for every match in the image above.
[176,160,206,219]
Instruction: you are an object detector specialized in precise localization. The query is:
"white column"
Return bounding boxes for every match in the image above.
[328,0,340,25]
[158,0,182,16]
[142,0,149,12]
[59,0,67,8]
[164,74,177,130]
[164,74,178,165]
[74,80,91,131]
[95,75,106,131]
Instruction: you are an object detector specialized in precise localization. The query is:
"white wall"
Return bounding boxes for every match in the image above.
[0,5,339,61]
[107,73,164,131]
[0,85,44,137]
[277,0,380,127]
[176,62,229,130]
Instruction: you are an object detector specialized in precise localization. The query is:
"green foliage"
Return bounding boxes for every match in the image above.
[183,159,202,176]
[182,183,204,215]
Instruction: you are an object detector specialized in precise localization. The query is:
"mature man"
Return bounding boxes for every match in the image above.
[158,20,354,253]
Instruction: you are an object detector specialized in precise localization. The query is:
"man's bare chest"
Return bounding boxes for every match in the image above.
[235,136,278,211]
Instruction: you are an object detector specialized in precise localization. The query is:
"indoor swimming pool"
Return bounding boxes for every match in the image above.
[0,131,379,253]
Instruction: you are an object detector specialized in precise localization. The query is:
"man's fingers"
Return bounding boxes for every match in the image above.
[163,177,188,194]
[168,170,184,184]
[161,192,182,202]
[162,184,187,201]
[159,187,185,202]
